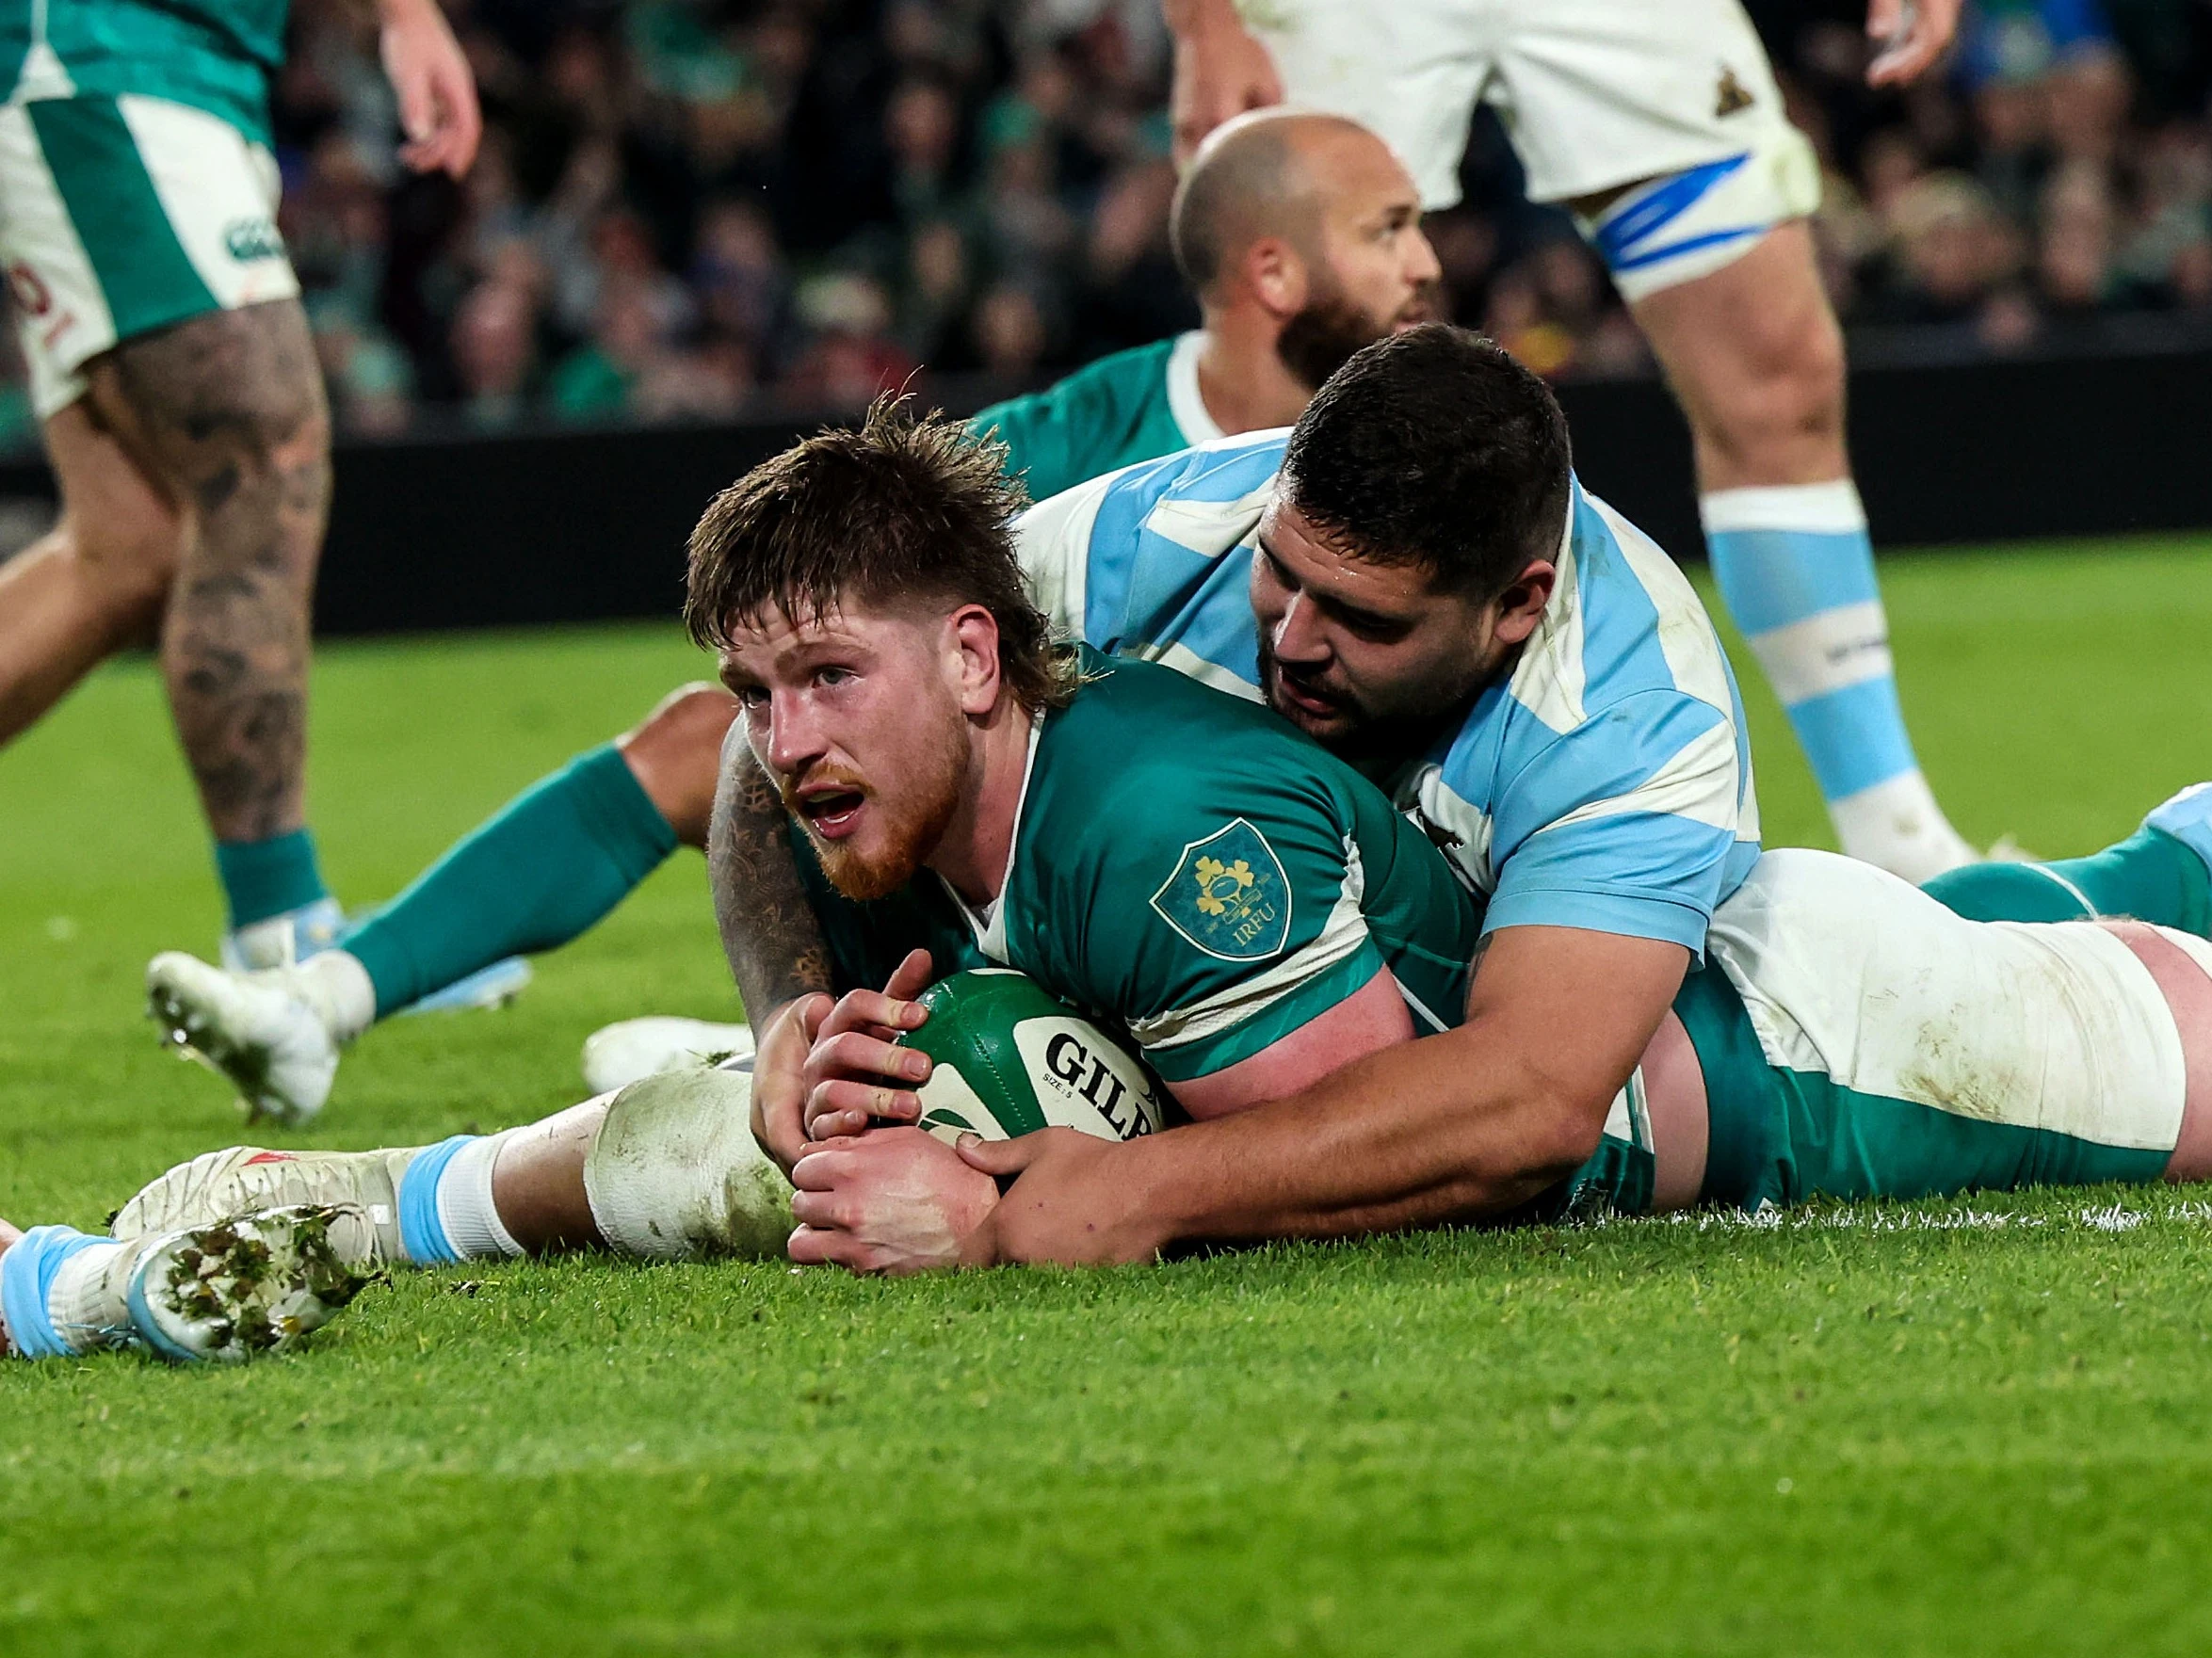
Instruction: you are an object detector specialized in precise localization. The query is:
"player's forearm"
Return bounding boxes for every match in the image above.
[1080,1028,1610,1252]
[707,722,830,1021]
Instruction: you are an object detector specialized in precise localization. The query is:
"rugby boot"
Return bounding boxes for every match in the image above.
[2,1207,372,1363]
[581,1016,755,1095]
[146,952,344,1124]
[111,1146,417,1269]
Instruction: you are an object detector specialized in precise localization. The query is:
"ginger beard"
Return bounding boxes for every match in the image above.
[775,690,970,901]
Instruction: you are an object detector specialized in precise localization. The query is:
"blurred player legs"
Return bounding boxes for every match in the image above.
[1173,0,1978,880]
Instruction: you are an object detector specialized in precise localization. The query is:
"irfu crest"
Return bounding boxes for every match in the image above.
[1148,818,1292,961]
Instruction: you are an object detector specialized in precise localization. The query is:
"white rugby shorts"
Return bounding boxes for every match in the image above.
[0,93,300,417]
[1239,0,1820,297]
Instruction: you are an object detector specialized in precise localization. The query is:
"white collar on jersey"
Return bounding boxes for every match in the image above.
[940,706,1044,963]
[1164,330,1225,446]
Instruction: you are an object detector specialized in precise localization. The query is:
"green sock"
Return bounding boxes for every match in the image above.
[345,745,680,1019]
[214,828,330,929]
[1922,827,2212,935]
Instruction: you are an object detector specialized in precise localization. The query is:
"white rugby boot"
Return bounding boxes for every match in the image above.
[2,1207,373,1363]
[125,1207,374,1362]
[146,950,372,1124]
[581,1016,754,1095]
[111,1146,418,1268]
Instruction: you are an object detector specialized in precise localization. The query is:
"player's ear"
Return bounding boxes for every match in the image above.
[1243,235,1307,320]
[1486,560,1557,648]
[947,604,1003,715]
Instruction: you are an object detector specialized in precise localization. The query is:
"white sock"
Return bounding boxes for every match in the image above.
[434,1131,526,1261]
[297,951,377,1043]
[45,1240,129,1355]
[1829,772,1978,885]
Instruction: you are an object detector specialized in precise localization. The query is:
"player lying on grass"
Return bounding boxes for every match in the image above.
[141,109,1448,1121]
[22,395,2212,1336]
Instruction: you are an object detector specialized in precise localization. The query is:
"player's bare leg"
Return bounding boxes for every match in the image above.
[1614,218,1978,883]
[85,299,330,848]
[0,400,182,741]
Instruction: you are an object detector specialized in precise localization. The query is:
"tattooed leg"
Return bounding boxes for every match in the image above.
[86,298,331,844]
[0,398,183,744]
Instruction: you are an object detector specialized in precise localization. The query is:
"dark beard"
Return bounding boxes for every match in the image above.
[1256,631,1477,774]
[1273,279,1445,393]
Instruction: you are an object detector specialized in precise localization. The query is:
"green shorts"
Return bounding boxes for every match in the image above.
[0,92,298,416]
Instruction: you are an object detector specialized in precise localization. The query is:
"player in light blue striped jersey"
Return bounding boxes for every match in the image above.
[1017,335,1757,959]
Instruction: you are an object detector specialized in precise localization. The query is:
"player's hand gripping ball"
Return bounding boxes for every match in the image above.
[895,969,1166,1144]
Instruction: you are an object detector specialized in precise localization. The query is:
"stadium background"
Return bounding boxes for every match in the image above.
[9,0,2212,626]
[8,6,2212,1654]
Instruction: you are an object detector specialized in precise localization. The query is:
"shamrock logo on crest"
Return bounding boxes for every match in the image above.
[1192,854,1256,915]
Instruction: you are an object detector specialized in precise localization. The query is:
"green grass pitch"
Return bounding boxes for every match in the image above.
[4,538,2212,1656]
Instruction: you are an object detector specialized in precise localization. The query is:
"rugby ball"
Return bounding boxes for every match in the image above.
[896,969,1166,1144]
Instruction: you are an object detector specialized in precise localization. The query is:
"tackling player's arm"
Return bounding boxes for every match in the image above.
[965,927,1685,1263]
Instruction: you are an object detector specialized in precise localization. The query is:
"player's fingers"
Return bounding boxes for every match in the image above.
[882,949,935,1003]
[801,1030,928,1090]
[801,1106,872,1141]
[803,1079,921,1135]
[786,1225,850,1266]
[436,64,484,176]
[815,987,928,1042]
[956,1134,1038,1177]
[1863,0,1901,42]
[788,1151,836,1192]
[787,1189,857,1231]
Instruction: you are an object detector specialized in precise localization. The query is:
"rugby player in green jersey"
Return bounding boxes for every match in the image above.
[0,0,478,966]
[14,403,2212,1360]
[141,107,1446,1119]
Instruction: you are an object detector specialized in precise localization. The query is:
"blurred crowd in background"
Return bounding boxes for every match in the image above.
[8,0,2212,443]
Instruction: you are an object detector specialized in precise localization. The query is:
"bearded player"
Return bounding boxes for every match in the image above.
[22,396,2212,1345]
[141,109,1448,1119]
[1165,0,1978,883]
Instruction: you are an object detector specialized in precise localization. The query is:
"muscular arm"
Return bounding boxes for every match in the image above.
[971,927,1689,1261]
[708,717,830,1017]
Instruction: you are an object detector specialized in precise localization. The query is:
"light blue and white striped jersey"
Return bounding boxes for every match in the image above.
[1015,430,1762,957]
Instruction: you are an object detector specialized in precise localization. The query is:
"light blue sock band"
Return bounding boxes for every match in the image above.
[2146,783,2212,878]
[2,1226,105,1360]
[1706,521,1920,804]
[397,1136,476,1266]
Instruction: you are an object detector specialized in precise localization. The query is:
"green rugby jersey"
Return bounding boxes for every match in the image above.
[970,332,1224,506]
[799,647,1477,1087]
[0,0,283,142]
